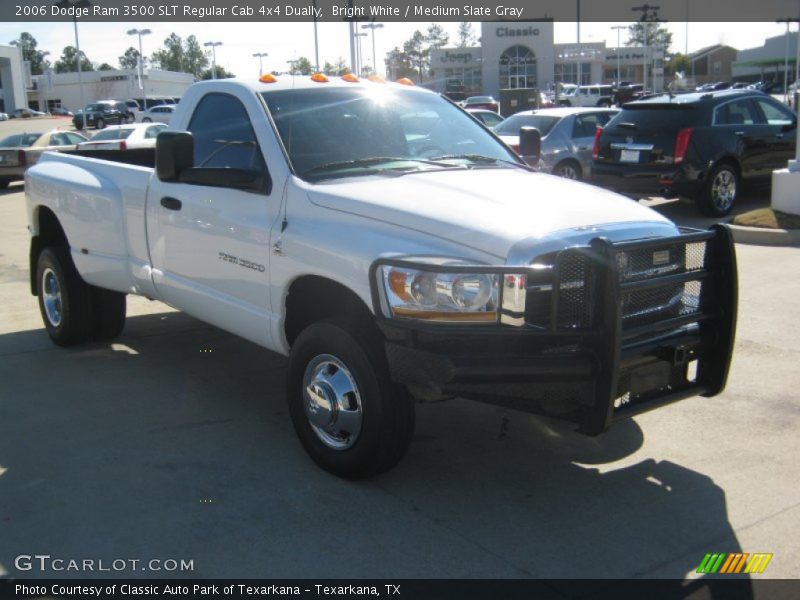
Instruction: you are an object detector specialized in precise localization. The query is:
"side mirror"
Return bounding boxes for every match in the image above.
[156,131,194,182]
[519,126,541,164]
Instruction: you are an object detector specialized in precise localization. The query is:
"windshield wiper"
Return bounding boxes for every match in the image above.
[303,156,461,180]
[428,154,528,169]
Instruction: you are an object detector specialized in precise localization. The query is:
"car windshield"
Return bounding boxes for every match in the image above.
[90,128,134,141]
[0,133,42,147]
[494,114,560,137]
[262,87,520,181]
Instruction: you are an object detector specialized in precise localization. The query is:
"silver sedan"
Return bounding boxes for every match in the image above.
[495,107,619,180]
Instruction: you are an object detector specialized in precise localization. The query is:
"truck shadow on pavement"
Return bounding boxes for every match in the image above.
[0,312,752,593]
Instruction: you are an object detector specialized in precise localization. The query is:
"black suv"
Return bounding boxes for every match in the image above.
[72,100,128,130]
[591,90,797,216]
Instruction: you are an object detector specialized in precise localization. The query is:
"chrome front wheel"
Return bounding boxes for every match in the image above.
[303,354,363,450]
[711,169,737,213]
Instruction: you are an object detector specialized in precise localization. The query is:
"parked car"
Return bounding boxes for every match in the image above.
[77,123,167,151]
[495,107,618,179]
[463,95,499,113]
[137,104,176,124]
[72,101,129,130]
[467,108,505,129]
[0,129,88,188]
[25,76,738,478]
[559,84,615,108]
[50,107,73,117]
[0,112,8,121]
[613,83,644,106]
[592,89,797,216]
[123,99,141,123]
[9,108,46,119]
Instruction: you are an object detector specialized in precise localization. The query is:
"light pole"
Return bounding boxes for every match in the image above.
[611,25,626,83]
[127,28,150,111]
[203,41,222,79]
[576,0,582,85]
[253,52,268,76]
[354,33,368,75]
[54,0,91,129]
[776,19,798,104]
[40,51,50,112]
[632,4,661,91]
[362,23,384,77]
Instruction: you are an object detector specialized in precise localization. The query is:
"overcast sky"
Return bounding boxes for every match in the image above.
[0,21,794,77]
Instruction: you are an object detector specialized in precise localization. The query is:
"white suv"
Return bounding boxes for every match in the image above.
[560,84,614,108]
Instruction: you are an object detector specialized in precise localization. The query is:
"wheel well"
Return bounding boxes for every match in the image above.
[284,276,376,347]
[29,206,68,295]
[706,157,741,182]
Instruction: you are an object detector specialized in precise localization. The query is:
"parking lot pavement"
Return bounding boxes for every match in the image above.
[1,156,798,583]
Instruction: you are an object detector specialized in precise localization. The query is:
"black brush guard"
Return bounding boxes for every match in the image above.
[372,225,737,435]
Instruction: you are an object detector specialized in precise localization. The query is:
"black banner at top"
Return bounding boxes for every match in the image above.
[4,0,800,23]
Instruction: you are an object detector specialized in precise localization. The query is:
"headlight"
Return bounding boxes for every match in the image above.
[377,262,500,323]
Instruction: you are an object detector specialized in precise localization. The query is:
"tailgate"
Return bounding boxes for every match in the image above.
[597,105,698,167]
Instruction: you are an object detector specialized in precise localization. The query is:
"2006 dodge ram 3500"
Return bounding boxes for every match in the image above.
[25,76,737,478]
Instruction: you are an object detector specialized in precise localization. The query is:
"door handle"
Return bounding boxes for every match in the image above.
[775,133,784,139]
[160,197,182,211]
[735,131,745,136]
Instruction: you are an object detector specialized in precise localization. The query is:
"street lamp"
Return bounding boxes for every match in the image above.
[361,23,384,77]
[611,25,626,83]
[203,41,222,80]
[127,28,151,112]
[253,52,268,76]
[354,33,368,75]
[777,19,799,104]
[54,0,91,129]
[632,4,661,92]
[40,51,51,113]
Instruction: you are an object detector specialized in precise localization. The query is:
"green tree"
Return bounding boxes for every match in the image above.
[183,35,207,78]
[667,53,691,75]
[385,46,415,80]
[9,32,49,75]
[288,56,313,75]
[403,30,429,82]
[96,62,114,71]
[200,65,235,80]
[118,46,140,70]
[425,24,449,50]
[457,22,476,47]
[54,46,93,73]
[323,58,351,76]
[626,20,672,52]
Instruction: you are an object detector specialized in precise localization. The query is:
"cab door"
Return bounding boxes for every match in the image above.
[146,92,284,348]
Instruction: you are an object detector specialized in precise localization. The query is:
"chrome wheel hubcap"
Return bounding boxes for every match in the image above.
[303,354,363,450]
[712,170,736,211]
[42,268,63,327]
[558,164,579,180]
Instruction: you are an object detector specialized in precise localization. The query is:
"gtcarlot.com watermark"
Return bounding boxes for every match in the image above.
[14,554,194,573]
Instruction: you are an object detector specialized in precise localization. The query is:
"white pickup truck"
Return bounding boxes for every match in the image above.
[25,75,738,478]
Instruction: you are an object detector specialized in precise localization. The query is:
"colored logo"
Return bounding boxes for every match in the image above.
[696,553,773,574]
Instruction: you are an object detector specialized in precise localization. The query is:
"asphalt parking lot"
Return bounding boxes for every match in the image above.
[1,117,798,584]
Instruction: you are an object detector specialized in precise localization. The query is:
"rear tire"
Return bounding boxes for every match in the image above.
[699,162,739,217]
[553,160,582,181]
[36,247,93,347]
[142,117,152,123]
[287,319,415,479]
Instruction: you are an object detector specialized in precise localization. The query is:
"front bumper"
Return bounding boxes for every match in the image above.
[375,226,737,436]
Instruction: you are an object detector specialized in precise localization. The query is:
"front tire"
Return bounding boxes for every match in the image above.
[95,117,105,129]
[142,117,152,123]
[700,163,739,217]
[36,247,93,346]
[287,319,415,479]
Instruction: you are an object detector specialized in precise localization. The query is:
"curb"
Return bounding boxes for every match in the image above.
[728,223,800,247]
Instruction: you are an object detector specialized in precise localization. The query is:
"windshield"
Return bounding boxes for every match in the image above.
[0,133,42,147]
[90,128,134,141]
[261,87,520,181]
[494,114,560,137]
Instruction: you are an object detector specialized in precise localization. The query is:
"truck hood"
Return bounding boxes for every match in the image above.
[306,168,673,259]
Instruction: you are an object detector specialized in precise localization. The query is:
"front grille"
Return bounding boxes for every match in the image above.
[523,236,709,333]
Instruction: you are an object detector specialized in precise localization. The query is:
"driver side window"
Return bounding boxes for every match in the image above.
[188,93,267,173]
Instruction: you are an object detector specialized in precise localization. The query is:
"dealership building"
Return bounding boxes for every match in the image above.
[0,44,29,113]
[427,21,663,98]
[28,68,195,112]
